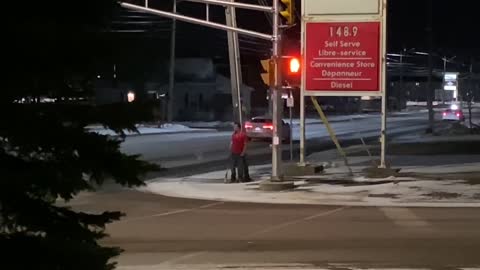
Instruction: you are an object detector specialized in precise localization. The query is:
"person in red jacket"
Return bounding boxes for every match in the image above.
[230,122,251,182]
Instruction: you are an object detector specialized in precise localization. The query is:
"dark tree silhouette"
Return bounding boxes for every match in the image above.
[1,1,158,269]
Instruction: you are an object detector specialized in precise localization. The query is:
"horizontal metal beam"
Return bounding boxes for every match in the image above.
[182,0,274,13]
[120,3,273,41]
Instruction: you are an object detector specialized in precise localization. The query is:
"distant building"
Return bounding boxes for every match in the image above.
[94,58,253,121]
[94,80,135,104]
[149,58,253,121]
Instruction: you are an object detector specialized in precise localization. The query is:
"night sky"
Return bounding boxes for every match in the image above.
[100,0,479,84]
[113,0,479,59]
[388,0,478,56]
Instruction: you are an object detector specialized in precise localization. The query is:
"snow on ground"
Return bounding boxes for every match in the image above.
[142,157,480,207]
[141,176,480,207]
[392,134,480,143]
[87,124,208,136]
[402,163,480,174]
[178,121,232,129]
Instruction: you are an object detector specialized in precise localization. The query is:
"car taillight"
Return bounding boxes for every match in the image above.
[263,124,274,130]
[443,112,447,116]
[456,113,460,117]
[244,122,253,129]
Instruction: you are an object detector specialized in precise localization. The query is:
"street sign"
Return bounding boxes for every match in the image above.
[305,22,381,95]
[287,96,294,107]
[301,0,385,97]
[443,73,458,91]
[299,0,388,169]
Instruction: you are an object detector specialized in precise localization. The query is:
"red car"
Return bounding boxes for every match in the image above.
[442,109,465,122]
[244,116,291,141]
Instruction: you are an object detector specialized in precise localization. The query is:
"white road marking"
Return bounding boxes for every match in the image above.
[115,201,225,224]
[113,201,224,266]
[157,251,208,266]
[133,206,348,267]
[248,206,349,237]
[380,207,430,227]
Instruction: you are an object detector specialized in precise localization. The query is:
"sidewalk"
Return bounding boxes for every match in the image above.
[141,152,480,208]
[141,131,480,207]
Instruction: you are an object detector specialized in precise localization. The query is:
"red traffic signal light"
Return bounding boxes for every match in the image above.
[283,56,301,87]
[289,57,300,74]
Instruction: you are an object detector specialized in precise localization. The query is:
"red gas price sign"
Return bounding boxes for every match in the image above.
[305,22,381,94]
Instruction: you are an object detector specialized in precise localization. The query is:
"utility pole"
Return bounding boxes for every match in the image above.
[167,0,177,122]
[226,2,244,124]
[399,48,405,103]
[468,59,474,131]
[271,0,283,180]
[426,0,434,133]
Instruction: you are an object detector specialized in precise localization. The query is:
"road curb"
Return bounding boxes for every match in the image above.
[139,184,480,208]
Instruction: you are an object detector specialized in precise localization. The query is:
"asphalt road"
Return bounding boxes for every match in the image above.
[70,189,480,270]
[122,112,431,176]
[120,110,480,178]
[68,109,480,269]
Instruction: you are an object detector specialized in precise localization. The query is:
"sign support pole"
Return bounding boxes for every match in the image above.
[288,92,294,161]
[299,74,306,165]
[379,0,388,168]
[380,90,387,168]
[299,15,306,166]
[311,97,353,176]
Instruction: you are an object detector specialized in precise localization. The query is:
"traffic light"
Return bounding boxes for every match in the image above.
[280,0,295,26]
[289,57,300,74]
[283,56,301,86]
[260,59,275,87]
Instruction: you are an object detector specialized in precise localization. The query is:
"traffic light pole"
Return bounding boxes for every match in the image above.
[121,0,287,180]
[271,0,283,180]
[299,81,306,165]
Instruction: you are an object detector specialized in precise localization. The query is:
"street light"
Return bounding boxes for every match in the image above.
[127,91,135,103]
[442,56,457,72]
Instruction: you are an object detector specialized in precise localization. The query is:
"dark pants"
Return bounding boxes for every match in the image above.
[231,153,250,182]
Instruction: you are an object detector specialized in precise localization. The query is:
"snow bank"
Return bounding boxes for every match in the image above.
[141,176,480,207]
[87,124,207,136]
